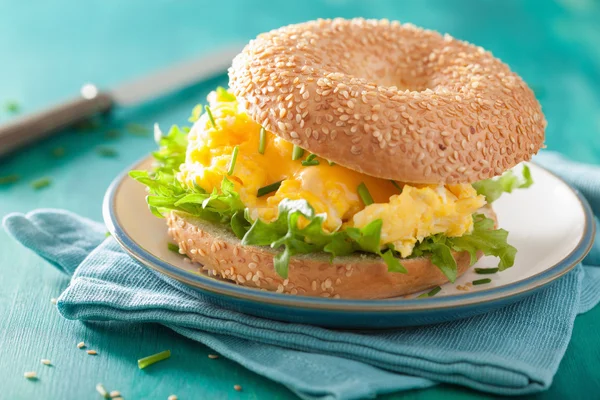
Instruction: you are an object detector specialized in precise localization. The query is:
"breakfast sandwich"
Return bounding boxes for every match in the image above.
[131,19,545,299]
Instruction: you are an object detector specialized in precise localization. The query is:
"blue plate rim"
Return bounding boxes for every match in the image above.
[103,156,595,312]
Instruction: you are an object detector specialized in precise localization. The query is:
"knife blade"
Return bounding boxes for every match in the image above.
[0,44,242,158]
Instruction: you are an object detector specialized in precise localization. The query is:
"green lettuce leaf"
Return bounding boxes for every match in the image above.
[473,165,533,203]
[129,124,245,228]
[411,214,517,282]
[241,199,406,278]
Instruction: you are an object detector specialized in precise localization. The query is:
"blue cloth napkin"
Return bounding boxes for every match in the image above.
[3,152,600,400]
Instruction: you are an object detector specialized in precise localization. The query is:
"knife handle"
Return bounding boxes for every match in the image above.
[0,87,114,158]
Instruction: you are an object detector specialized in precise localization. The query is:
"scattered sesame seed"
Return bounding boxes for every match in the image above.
[208,354,219,359]
[234,384,242,391]
[24,371,37,379]
[77,342,86,349]
[87,350,97,355]
[40,359,51,365]
[109,390,121,398]
[168,395,178,400]
[50,298,57,305]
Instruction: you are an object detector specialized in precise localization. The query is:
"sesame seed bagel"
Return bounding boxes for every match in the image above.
[229,18,546,184]
[167,206,496,299]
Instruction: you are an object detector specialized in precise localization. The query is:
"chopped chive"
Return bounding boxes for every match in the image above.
[104,130,121,140]
[390,180,403,192]
[292,145,304,160]
[51,147,66,158]
[472,278,492,285]
[417,286,441,298]
[227,146,239,176]
[0,174,20,185]
[205,105,216,128]
[5,100,20,114]
[258,127,267,154]
[167,243,180,253]
[126,123,150,136]
[96,383,110,399]
[301,153,319,166]
[328,160,336,166]
[216,86,236,101]
[357,182,374,206]
[31,177,51,190]
[257,180,283,197]
[74,118,101,132]
[138,350,171,369]
[105,232,111,237]
[96,146,118,157]
[475,267,499,275]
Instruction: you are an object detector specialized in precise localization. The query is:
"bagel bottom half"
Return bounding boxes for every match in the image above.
[166,207,496,300]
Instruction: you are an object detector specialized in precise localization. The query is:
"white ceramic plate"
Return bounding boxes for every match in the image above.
[103,158,595,328]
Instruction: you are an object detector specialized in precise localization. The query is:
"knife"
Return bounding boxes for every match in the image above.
[0,44,242,158]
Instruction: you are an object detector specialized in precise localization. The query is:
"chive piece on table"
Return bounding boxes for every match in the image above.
[0,174,20,185]
[257,180,283,197]
[258,127,266,154]
[126,123,150,136]
[96,383,110,399]
[205,105,216,128]
[474,268,499,275]
[104,130,121,140]
[227,146,239,176]
[417,286,441,298]
[301,153,319,166]
[51,147,66,158]
[357,182,374,206]
[96,146,118,158]
[31,177,51,190]
[5,100,20,114]
[138,350,171,369]
[167,243,180,254]
[472,278,492,286]
[291,145,304,161]
[390,180,403,192]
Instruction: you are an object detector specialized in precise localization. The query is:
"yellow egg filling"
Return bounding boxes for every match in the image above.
[177,89,486,257]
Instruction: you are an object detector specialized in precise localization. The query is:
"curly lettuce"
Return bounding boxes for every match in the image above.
[473,165,533,203]
[129,125,244,228]
[411,214,516,282]
[241,199,405,278]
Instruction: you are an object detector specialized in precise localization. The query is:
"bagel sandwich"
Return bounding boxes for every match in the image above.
[130,18,545,299]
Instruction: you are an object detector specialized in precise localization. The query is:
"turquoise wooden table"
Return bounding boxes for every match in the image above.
[2,1,599,398]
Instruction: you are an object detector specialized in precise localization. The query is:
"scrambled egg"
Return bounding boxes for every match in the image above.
[177,89,486,257]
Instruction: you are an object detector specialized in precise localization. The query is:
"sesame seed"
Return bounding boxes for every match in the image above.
[168,395,178,400]
[24,371,37,379]
[41,359,51,365]
[234,385,242,391]
[77,342,86,349]
[208,354,219,359]
[50,298,57,305]
[87,350,97,355]
[110,391,121,398]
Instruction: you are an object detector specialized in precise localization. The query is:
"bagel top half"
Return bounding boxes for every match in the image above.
[229,18,546,184]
